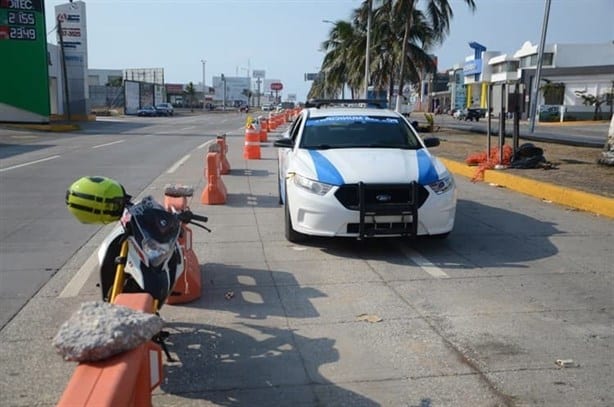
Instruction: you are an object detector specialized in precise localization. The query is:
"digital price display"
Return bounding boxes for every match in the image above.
[0,0,41,41]
[0,0,50,121]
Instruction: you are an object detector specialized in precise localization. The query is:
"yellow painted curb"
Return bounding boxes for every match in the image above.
[440,157,614,219]
[6,123,80,132]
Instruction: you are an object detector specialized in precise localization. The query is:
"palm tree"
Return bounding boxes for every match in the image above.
[393,0,476,111]
[314,0,462,106]
[368,1,438,105]
[319,20,361,98]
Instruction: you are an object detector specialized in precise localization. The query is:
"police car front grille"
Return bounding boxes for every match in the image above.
[335,182,424,238]
[334,182,429,210]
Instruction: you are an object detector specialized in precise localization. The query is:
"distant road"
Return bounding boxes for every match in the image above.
[416,113,608,147]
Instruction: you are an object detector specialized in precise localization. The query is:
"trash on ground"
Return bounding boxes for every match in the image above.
[356,313,383,323]
[555,359,577,368]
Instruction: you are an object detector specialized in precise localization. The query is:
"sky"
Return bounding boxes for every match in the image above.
[43,0,614,102]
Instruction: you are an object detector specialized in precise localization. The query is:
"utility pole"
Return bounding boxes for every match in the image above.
[221,74,226,111]
[206,59,207,110]
[529,0,552,133]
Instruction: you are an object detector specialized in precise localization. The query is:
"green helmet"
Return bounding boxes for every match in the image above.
[66,176,126,224]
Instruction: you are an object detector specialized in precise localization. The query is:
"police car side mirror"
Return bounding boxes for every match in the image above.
[274,138,294,148]
[423,137,440,148]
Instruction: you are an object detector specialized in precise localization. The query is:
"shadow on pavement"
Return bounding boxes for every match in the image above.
[297,199,560,269]
[161,322,379,406]
[181,262,325,320]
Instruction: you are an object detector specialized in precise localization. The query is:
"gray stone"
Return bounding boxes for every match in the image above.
[52,301,164,362]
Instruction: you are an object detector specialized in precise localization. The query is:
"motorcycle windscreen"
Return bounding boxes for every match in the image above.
[129,197,181,267]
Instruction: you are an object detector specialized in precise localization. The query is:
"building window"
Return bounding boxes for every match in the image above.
[520,53,553,68]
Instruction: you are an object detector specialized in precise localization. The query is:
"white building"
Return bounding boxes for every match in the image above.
[513,41,614,120]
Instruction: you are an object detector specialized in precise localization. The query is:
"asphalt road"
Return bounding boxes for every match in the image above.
[1,112,612,406]
[0,112,247,329]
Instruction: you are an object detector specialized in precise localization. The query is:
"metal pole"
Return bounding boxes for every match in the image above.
[201,59,206,110]
[486,83,491,156]
[363,0,372,99]
[57,18,71,120]
[499,83,506,164]
[513,82,520,152]
[529,0,552,133]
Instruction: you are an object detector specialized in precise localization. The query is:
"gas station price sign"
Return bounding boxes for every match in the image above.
[0,0,42,40]
[0,0,50,121]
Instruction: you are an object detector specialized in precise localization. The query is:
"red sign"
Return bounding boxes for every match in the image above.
[270,82,283,91]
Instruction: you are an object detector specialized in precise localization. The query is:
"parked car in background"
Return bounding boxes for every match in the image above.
[262,104,273,111]
[155,103,174,116]
[137,106,158,117]
[465,108,481,122]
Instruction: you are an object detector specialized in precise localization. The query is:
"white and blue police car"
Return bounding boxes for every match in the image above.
[274,99,456,242]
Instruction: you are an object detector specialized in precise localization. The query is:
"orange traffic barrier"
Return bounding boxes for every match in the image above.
[216,134,231,174]
[163,189,202,304]
[268,113,277,130]
[201,151,227,204]
[243,126,261,159]
[259,119,268,142]
[57,293,163,407]
[167,223,201,304]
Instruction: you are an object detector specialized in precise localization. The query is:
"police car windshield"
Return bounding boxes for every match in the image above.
[300,115,420,150]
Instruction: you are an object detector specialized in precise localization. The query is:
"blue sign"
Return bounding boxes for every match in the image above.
[463,59,482,75]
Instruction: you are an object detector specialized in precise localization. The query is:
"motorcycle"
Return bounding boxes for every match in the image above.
[66,177,210,312]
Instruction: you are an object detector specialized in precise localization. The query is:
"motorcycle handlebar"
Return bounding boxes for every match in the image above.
[191,213,208,223]
[177,211,208,224]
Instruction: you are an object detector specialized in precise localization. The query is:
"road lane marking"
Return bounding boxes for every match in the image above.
[58,250,98,298]
[92,139,125,149]
[198,140,212,149]
[179,126,195,131]
[399,245,450,279]
[0,155,60,173]
[167,154,191,173]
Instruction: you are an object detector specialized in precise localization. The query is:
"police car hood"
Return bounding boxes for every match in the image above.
[294,148,448,185]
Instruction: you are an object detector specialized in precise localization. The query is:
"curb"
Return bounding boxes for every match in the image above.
[4,123,81,132]
[440,158,614,219]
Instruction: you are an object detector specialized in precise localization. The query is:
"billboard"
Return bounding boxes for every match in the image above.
[212,76,251,105]
[252,69,265,79]
[0,0,50,122]
[55,1,89,117]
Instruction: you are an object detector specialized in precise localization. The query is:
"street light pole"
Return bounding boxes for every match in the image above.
[529,0,551,133]
[364,0,372,99]
[201,59,207,110]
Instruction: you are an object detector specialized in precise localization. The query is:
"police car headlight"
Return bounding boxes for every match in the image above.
[429,175,454,195]
[293,173,333,196]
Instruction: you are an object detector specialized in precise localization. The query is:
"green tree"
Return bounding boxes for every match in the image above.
[318,20,360,98]
[393,0,476,111]
[311,0,467,107]
[241,88,253,105]
[575,89,608,121]
[185,82,196,112]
